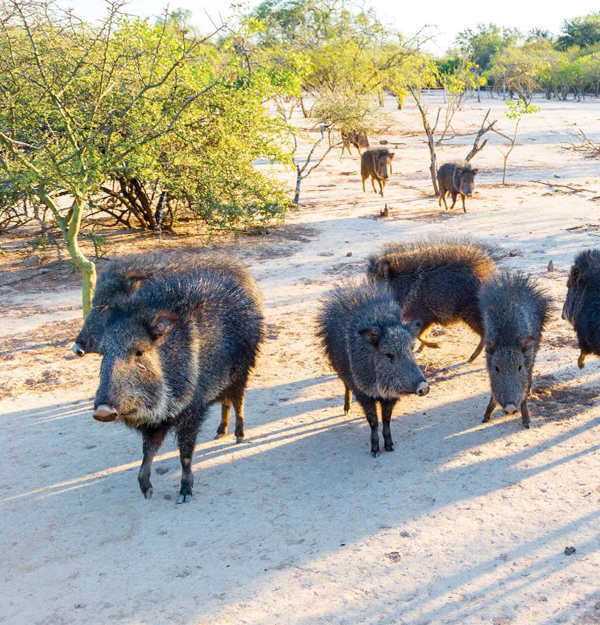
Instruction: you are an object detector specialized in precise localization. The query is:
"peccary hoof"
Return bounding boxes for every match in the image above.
[523,422,531,429]
[384,444,395,452]
[143,487,153,500]
[236,435,244,444]
[214,431,227,440]
[176,493,192,504]
[481,417,490,424]
[371,450,380,458]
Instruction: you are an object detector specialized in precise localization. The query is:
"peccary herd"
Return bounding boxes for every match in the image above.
[75,239,595,501]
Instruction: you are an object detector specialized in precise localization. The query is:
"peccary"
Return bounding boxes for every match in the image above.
[361,148,395,197]
[75,253,261,443]
[367,238,498,361]
[562,249,600,368]
[92,268,264,502]
[479,271,550,428]
[341,130,369,155]
[316,281,429,457]
[437,162,478,213]
[74,252,259,356]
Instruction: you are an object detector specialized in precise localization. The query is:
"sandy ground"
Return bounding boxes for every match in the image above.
[3,93,600,624]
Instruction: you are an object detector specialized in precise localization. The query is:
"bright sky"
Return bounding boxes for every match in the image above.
[61,0,600,54]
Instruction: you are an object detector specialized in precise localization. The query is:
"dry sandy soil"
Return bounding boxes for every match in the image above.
[3,93,600,624]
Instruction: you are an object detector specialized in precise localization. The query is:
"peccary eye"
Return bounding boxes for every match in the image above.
[385,353,394,361]
[495,366,500,373]
[518,365,522,371]
[135,350,143,357]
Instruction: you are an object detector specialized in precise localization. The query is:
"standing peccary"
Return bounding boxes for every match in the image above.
[479,271,550,428]
[341,130,370,155]
[92,269,264,502]
[316,281,429,457]
[367,239,498,361]
[562,249,600,369]
[74,253,261,443]
[437,162,478,213]
[361,148,395,197]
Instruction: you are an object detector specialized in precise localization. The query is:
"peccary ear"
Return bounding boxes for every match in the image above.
[379,259,391,280]
[484,339,496,353]
[389,152,395,160]
[570,267,581,285]
[359,327,381,347]
[150,312,178,341]
[407,319,423,337]
[124,270,145,293]
[519,336,535,353]
[471,168,479,175]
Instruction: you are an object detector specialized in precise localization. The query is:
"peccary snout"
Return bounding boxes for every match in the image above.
[72,343,85,357]
[93,404,118,422]
[416,381,429,396]
[503,403,518,415]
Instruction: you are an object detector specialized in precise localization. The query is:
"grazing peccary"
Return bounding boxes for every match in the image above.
[74,253,261,443]
[437,162,479,213]
[562,249,600,368]
[367,238,498,361]
[92,268,264,502]
[361,148,395,197]
[317,281,429,457]
[479,271,550,428]
[341,129,369,155]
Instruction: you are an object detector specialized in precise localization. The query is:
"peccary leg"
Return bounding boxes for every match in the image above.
[379,180,384,197]
[232,392,245,444]
[482,397,496,424]
[344,385,352,415]
[362,176,367,193]
[450,192,457,209]
[215,401,231,439]
[371,177,378,194]
[138,426,169,500]
[461,194,467,213]
[175,410,203,504]
[521,399,531,429]
[417,326,440,352]
[380,399,397,452]
[468,337,485,362]
[578,350,587,369]
[356,392,380,457]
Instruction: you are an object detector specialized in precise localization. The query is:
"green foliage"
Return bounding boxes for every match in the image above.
[557,13,600,50]
[456,24,522,71]
[505,99,540,120]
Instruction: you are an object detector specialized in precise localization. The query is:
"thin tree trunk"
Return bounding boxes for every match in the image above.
[293,166,302,205]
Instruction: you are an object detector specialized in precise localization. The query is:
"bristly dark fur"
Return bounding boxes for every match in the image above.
[478,270,551,428]
[563,248,600,361]
[366,237,497,360]
[75,251,261,354]
[316,279,427,456]
[93,266,264,502]
[479,271,550,342]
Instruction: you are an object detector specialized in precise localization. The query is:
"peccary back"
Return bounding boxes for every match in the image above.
[479,271,550,427]
[367,238,497,360]
[93,268,264,502]
[75,252,260,355]
[562,248,600,368]
[316,280,428,456]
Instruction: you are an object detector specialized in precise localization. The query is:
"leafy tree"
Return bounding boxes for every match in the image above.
[493,100,540,184]
[456,24,521,72]
[0,1,289,315]
[557,13,600,50]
